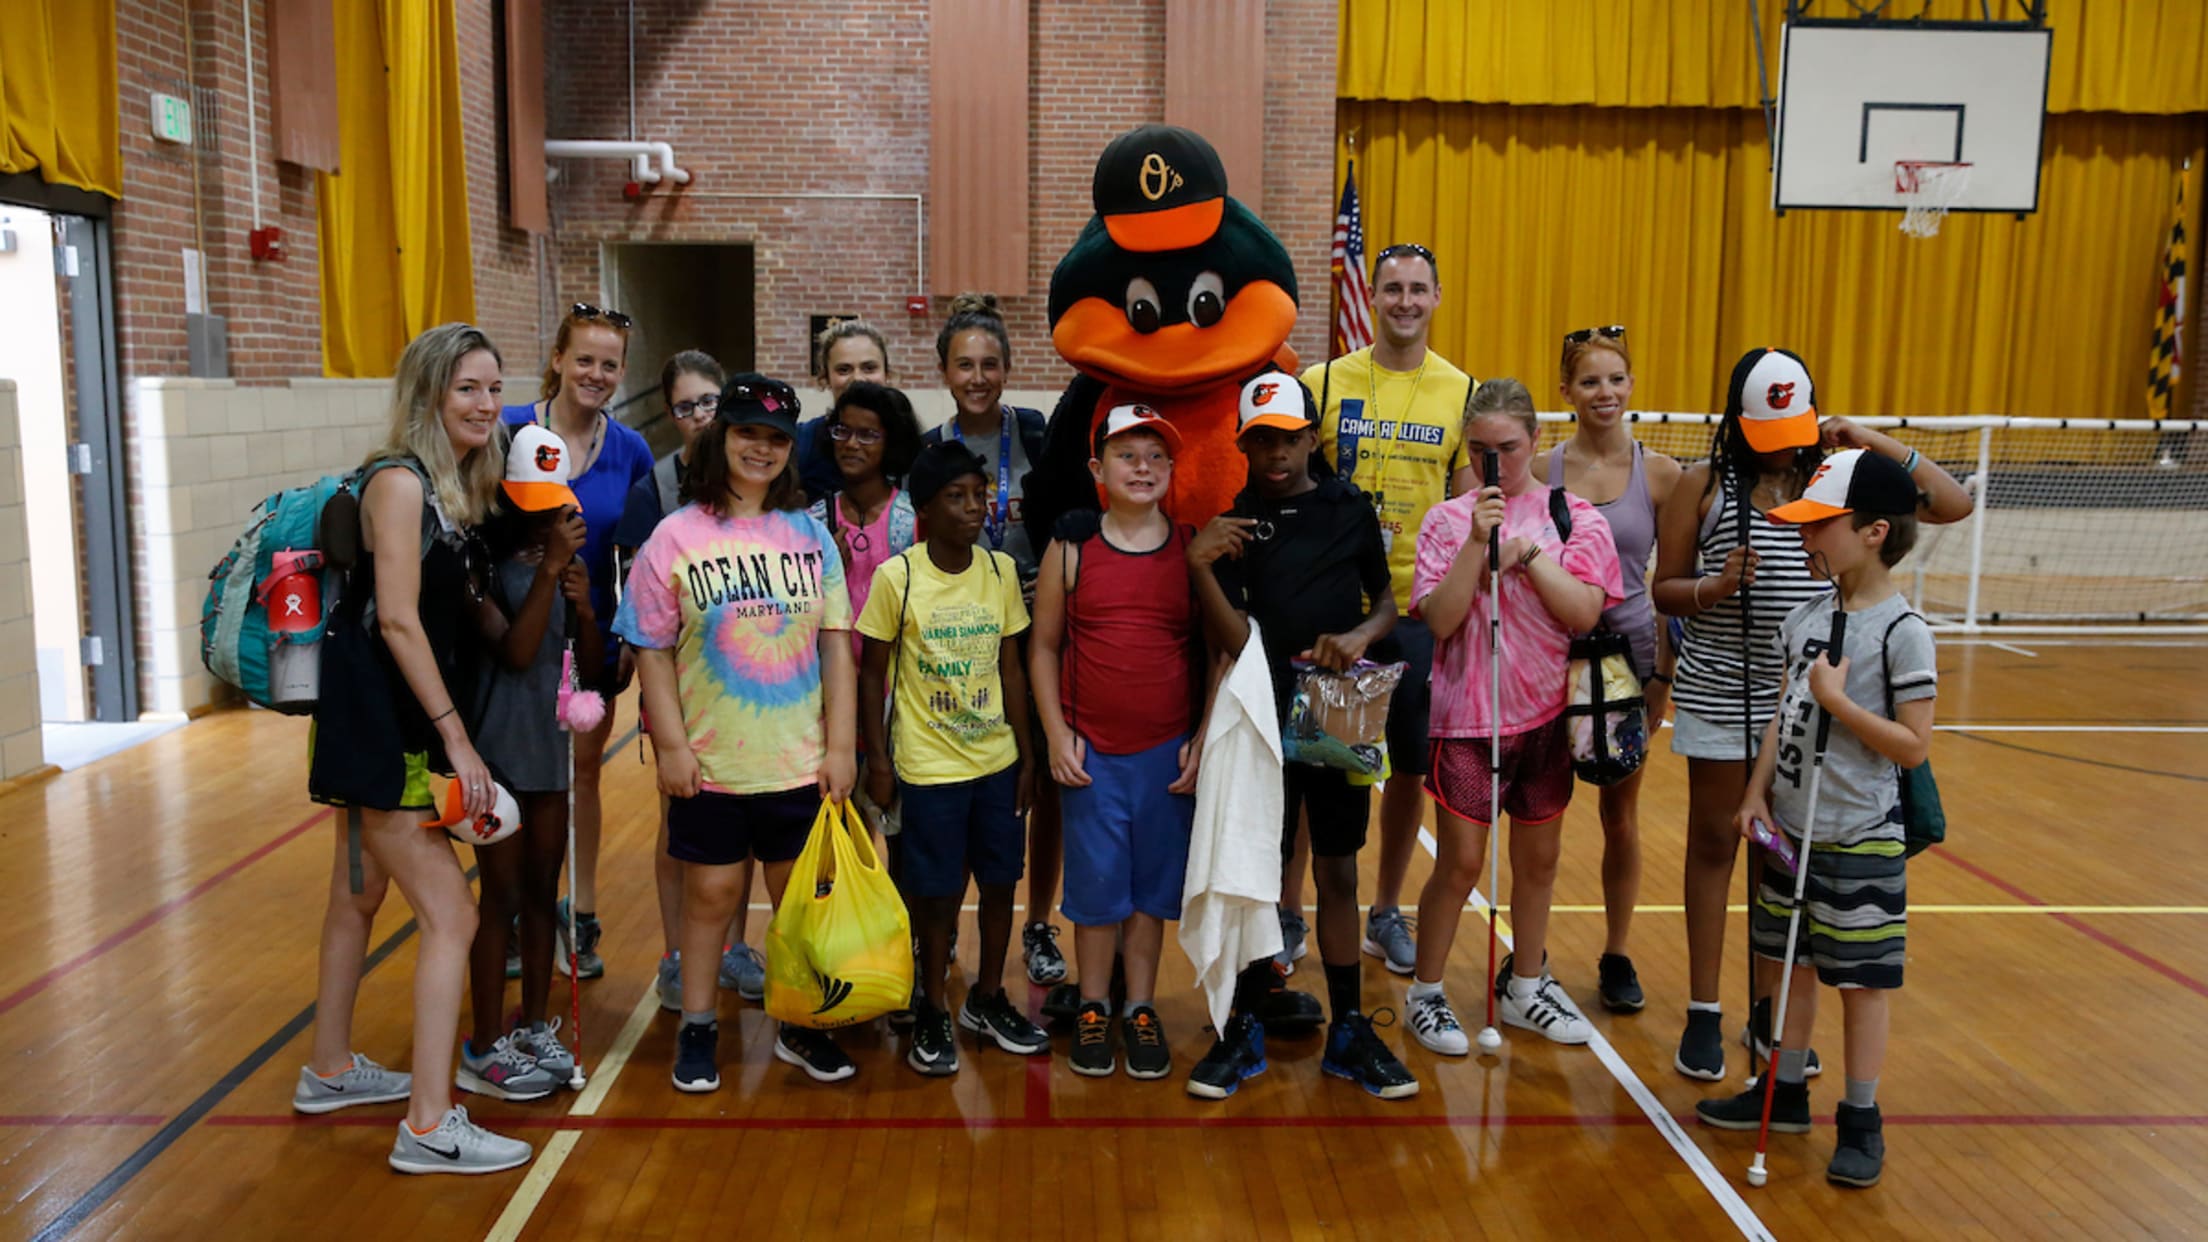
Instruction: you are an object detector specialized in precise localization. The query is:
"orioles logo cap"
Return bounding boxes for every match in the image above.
[1767,448,1919,524]
[1729,347,1820,453]
[503,424,582,512]
[1237,371,1311,437]
[1093,125,1229,253]
[1093,403,1183,455]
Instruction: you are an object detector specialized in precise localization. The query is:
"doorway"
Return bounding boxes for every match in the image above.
[602,242,755,454]
[0,201,136,740]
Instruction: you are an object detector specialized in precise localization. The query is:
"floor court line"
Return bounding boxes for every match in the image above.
[728,901,2208,916]
[1928,846,2208,1001]
[483,1131,578,1242]
[1417,826,1775,1242]
[190,1110,2208,1131]
[0,806,332,1019]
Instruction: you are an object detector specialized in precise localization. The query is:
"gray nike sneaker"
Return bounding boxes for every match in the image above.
[1362,907,1417,975]
[719,944,766,1002]
[292,1052,412,1115]
[388,1105,531,1175]
[658,951,683,1012]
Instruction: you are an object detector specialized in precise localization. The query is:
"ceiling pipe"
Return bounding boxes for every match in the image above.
[544,139,692,186]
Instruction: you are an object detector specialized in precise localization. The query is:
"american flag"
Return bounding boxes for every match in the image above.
[1331,162,1374,355]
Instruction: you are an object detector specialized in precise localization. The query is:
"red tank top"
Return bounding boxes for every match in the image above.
[1061,522,1197,755]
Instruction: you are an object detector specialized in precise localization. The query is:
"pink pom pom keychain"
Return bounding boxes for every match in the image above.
[558,648,607,733]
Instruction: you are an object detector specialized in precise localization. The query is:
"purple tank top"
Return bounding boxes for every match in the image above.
[1548,442,1657,671]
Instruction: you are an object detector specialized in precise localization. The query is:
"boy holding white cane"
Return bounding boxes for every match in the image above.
[1695,448,1938,1190]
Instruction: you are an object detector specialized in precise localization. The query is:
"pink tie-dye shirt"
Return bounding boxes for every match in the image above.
[613,505,852,793]
[1412,488,1624,738]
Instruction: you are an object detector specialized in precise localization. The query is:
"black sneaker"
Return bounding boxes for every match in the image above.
[1321,1010,1420,1100]
[1744,997,1823,1077]
[1827,1103,1885,1187]
[1123,1005,1171,1080]
[1249,962,1325,1034]
[907,1001,960,1077]
[1070,1002,1115,1077]
[959,989,1050,1055]
[672,1021,720,1093]
[1597,953,1644,1013]
[1187,1013,1267,1100]
[1696,1079,1810,1133]
[774,1024,856,1084]
[1675,1008,1726,1081]
[1041,982,1083,1025]
[1022,922,1068,986]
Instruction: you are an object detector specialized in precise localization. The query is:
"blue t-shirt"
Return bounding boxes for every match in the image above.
[503,402,655,668]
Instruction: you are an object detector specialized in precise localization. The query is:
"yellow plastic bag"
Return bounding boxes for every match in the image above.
[764,798,914,1029]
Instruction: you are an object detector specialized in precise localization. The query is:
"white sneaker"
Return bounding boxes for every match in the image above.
[1497,974,1593,1046]
[388,1105,532,1175]
[292,1053,411,1114]
[1407,989,1471,1056]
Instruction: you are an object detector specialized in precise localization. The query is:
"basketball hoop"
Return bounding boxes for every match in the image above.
[1895,160,1973,238]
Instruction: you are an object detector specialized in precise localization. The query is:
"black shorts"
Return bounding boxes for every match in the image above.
[666,786,817,867]
[1284,763,1372,860]
[1376,616,1435,777]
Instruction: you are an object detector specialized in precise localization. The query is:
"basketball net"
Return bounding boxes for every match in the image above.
[1896,161,1973,238]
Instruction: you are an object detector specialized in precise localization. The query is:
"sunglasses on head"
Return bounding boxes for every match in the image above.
[1372,242,1437,276]
[569,302,634,330]
[1562,324,1628,364]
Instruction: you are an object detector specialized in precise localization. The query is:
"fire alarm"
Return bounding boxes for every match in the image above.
[249,227,285,261]
[623,181,645,201]
[905,295,928,316]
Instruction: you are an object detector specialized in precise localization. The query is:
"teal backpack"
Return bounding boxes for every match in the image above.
[200,458,430,713]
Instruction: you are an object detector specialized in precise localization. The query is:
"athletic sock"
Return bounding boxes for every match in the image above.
[1324,962,1362,1019]
[1777,1048,1810,1085]
[1845,1076,1879,1108]
[1407,978,1444,1001]
[681,1010,715,1028]
[1688,1000,1723,1015]
[1232,961,1274,1012]
[1507,973,1542,999]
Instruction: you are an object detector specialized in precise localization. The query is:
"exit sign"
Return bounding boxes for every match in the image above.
[150,93,193,145]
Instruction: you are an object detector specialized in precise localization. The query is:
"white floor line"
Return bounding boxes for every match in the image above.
[1987,641,2039,657]
[1417,826,1775,1242]
[483,1130,579,1242]
[569,984,662,1116]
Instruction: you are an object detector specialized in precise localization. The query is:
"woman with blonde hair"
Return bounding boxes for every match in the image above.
[297,322,533,1174]
[504,303,655,979]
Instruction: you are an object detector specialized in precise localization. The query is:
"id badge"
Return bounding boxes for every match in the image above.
[1378,525,1395,556]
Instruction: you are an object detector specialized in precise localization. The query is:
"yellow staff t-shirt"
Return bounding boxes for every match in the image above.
[1303,348,1475,610]
[856,547,1030,786]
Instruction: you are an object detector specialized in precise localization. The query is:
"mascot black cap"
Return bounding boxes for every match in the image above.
[1094,125,1229,253]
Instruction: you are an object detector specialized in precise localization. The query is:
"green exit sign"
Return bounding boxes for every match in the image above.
[150,92,193,145]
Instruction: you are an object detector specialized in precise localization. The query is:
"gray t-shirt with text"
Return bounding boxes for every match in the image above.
[1769,591,1936,848]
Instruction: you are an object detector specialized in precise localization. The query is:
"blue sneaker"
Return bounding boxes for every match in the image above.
[1186,1013,1267,1100]
[719,944,766,1002]
[1321,1010,1420,1100]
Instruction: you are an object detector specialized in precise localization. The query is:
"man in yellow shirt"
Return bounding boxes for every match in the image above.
[1298,242,1475,978]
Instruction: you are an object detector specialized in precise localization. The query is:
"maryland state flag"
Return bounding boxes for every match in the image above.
[2148,171,2187,420]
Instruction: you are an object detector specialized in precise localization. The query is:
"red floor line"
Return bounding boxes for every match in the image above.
[1927,846,2208,1001]
[192,1111,2208,1132]
[0,806,333,1019]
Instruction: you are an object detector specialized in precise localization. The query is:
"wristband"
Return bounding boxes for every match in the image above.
[428,706,456,724]
[1518,544,1542,569]
[1646,673,1673,686]
[1901,447,1922,472]
[1691,575,1712,611]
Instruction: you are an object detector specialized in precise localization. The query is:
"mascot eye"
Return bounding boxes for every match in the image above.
[1124,278,1162,334]
[1187,272,1226,328]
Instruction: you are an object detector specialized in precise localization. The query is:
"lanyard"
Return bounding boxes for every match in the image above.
[982,413,1012,551]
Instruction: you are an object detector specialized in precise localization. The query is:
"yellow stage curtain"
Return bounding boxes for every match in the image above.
[1340,102,2206,419]
[318,0,477,378]
[0,0,121,196]
[1340,0,2208,114]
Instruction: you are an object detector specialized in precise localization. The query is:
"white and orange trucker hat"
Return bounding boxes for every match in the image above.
[1093,402,1184,455]
[503,424,582,512]
[1728,347,1820,454]
[1767,448,1919,524]
[1237,371,1311,437]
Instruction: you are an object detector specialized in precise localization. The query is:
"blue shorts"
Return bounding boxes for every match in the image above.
[1061,734,1195,925]
[898,764,1024,899]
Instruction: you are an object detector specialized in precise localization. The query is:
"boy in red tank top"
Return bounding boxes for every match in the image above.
[1029,405,1205,1081]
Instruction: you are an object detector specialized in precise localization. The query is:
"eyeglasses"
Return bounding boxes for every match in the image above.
[569,302,634,330]
[671,393,719,421]
[828,422,884,447]
[1562,324,1628,353]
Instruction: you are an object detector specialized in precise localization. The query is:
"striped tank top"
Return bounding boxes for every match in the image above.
[1671,476,1831,735]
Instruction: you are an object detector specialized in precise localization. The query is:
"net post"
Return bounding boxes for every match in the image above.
[1963,424,1994,630]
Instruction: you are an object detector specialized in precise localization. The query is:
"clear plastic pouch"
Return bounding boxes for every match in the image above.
[1283,658,1408,776]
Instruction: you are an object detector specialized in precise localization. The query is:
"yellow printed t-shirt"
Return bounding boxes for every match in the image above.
[856,547,1030,786]
[1303,348,1474,609]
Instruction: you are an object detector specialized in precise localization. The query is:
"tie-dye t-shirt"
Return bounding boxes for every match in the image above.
[613,505,852,794]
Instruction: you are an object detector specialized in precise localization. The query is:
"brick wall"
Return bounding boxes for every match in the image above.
[0,383,47,780]
[538,0,1338,392]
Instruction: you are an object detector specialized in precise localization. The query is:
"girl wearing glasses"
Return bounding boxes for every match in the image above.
[504,303,656,981]
[1548,328,1682,1017]
[800,319,897,501]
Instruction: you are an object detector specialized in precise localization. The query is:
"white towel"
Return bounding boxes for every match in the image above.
[1179,620,1286,1035]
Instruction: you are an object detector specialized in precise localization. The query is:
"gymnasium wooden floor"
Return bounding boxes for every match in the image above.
[4,639,2205,1240]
